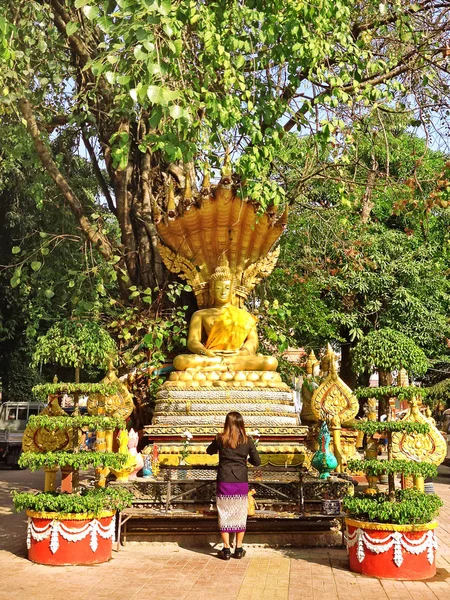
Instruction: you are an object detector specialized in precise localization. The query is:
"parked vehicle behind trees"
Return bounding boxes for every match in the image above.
[0,401,45,467]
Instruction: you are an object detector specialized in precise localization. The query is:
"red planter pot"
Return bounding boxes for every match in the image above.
[26,510,116,566]
[345,517,438,580]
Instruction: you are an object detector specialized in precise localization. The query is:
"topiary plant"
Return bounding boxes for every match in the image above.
[32,319,117,371]
[352,328,428,378]
[425,378,450,410]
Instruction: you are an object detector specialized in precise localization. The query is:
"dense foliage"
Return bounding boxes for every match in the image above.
[355,386,427,401]
[351,420,430,436]
[0,0,449,293]
[27,414,125,431]
[347,458,437,478]
[12,487,134,515]
[18,451,127,471]
[32,382,119,399]
[32,320,117,369]
[343,489,443,525]
[351,328,428,376]
[425,378,450,410]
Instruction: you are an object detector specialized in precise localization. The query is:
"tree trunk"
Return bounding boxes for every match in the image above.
[361,157,378,223]
[340,342,357,389]
[378,370,393,418]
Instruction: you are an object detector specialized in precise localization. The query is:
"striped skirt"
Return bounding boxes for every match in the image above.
[216,482,248,533]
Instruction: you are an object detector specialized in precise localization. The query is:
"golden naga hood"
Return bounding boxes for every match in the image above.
[155,177,287,308]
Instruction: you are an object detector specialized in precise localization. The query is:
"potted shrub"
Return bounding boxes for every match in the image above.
[344,419,443,580]
[15,415,133,565]
[16,319,134,566]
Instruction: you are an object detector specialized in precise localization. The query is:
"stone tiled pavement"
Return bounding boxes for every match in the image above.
[1,466,450,600]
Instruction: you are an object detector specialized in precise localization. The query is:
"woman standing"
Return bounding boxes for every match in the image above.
[206,411,261,560]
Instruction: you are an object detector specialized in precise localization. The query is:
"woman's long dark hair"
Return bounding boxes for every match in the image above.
[220,411,247,449]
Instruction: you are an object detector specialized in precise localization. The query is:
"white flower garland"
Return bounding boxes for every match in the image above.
[27,515,116,554]
[346,527,437,567]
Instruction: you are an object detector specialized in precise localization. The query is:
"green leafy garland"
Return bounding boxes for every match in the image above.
[12,487,134,516]
[32,382,119,400]
[355,386,427,401]
[343,489,442,525]
[27,415,125,431]
[18,451,127,471]
[352,421,430,435]
[347,458,438,478]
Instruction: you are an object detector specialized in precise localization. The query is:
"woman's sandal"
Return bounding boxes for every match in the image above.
[234,547,246,559]
[218,547,231,560]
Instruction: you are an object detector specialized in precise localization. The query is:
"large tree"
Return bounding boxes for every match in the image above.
[1,0,450,299]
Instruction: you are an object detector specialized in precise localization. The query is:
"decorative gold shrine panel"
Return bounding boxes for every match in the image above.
[392,398,447,465]
[310,374,359,426]
[87,362,133,419]
[22,397,73,453]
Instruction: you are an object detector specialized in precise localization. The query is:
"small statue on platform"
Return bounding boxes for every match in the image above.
[312,421,338,479]
[173,257,277,372]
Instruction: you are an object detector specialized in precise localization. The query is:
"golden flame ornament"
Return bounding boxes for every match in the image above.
[392,396,447,465]
[310,344,359,426]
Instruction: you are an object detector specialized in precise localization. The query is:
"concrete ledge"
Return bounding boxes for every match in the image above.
[121,528,343,548]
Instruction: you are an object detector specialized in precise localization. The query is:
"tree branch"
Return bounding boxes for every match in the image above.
[81,129,117,217]
[18,97,114,263]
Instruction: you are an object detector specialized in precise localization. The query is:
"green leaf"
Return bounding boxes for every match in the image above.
[105,71,116,84]
[133,45,147,61]
[159,0,171,16]
[147,85,164,104]
[74,0,90,7]
[129,88,138,102]
[11,246,21,254]
[169,104,183,119]
[31,261,42,272]
[44,289,55,299]
[66,21,80,36]
[82,5,99,20]
[236,55,245,69]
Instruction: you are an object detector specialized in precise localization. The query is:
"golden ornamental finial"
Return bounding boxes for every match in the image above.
[210,254,233,284]
[321,343,337,377]
[167,179,176,218]
[152,197,162,224]
[221,148,232,181]
[201,165,211,195]
[278,205,289,228]
[53,375,58,384]
[306,350,318,376]
[184,169,193,200]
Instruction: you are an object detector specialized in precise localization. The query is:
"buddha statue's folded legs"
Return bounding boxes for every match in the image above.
[173,353,278,371]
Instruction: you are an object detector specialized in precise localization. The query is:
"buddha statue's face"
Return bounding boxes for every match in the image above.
[212,279,232,306]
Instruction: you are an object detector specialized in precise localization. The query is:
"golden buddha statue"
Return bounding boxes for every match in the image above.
[173,260,277,372]
[154,175,289,389]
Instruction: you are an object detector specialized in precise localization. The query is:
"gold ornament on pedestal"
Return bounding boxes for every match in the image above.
[22,396,73,453]
[392,396,446,465]
[87,359,133,419]
[310,344,359,426]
